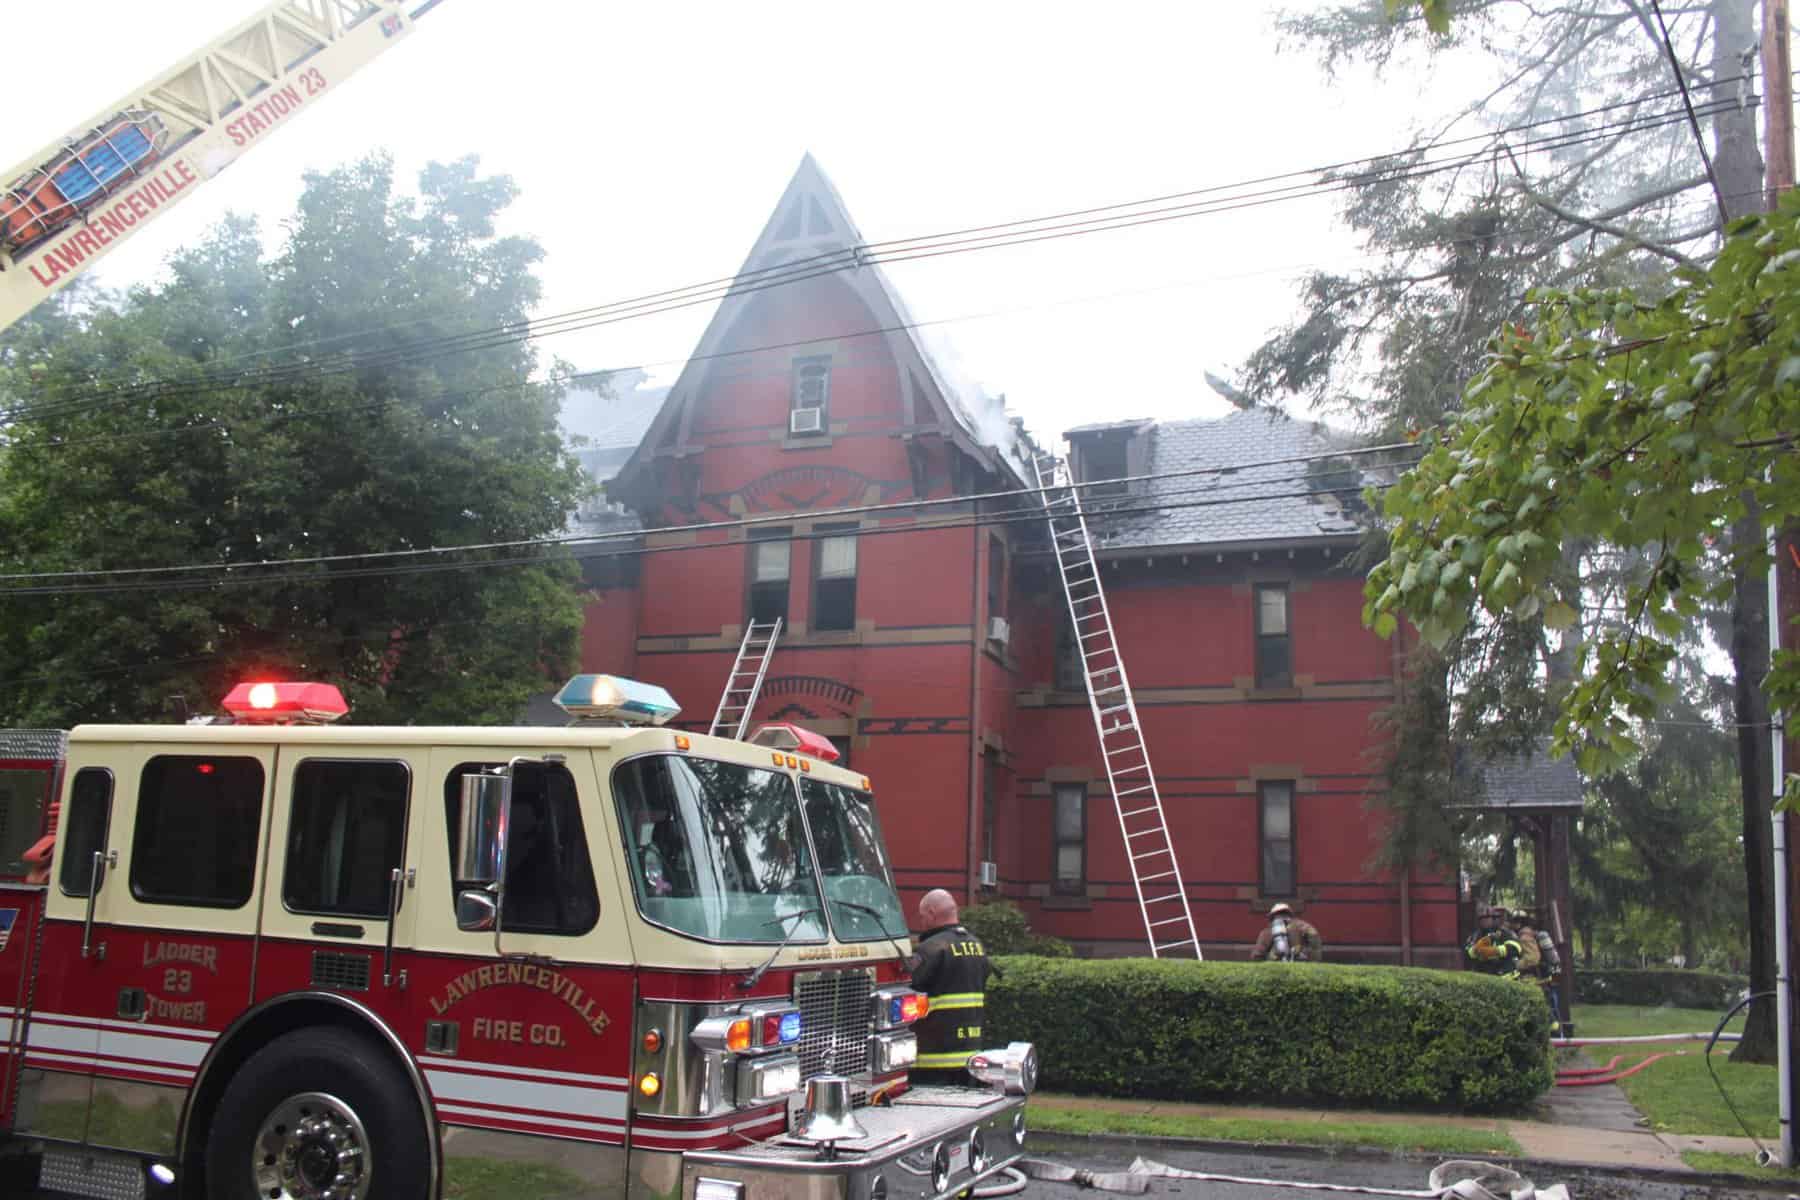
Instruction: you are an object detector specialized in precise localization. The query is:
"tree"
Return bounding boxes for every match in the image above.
[1256,0,1780,1057]
[1366,191,1800,1054]
[0,154,588,726]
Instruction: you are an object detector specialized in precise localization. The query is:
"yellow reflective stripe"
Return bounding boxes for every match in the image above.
[914,1051,976,1067]
[927,993,984,1012]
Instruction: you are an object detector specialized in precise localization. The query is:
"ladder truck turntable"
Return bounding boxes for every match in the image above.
[0,675,1038,1200]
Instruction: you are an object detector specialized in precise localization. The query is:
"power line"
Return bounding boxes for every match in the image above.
[1,77,1758,428]
[0,94,1744,459]
[0,439,1417,587]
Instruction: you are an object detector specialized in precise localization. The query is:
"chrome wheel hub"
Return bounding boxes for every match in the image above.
[251,1091,371,1200]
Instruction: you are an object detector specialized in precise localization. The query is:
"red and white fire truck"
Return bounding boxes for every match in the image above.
[0,675,1036,1200]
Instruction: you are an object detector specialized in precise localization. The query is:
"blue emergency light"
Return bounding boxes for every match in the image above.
[778,1010,803,1044]
[554,674,681,725]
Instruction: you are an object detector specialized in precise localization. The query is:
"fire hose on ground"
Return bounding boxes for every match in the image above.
[967,1158,1571,1198]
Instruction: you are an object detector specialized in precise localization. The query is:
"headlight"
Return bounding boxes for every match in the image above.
[735,1052,802,1103]
[966,1042,1038,1096]
[869,1030,917,1073]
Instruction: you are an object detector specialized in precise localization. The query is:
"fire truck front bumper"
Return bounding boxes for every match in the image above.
[680,1086,1028,1200]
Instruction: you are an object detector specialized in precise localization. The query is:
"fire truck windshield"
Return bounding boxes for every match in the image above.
[613,755,828,944]
[800,778,906,942]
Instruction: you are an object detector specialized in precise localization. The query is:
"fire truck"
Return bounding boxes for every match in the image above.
[0,675,1036,1199]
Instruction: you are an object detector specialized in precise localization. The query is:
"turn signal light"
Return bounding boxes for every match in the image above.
[638,1072,662,1097]
[894,993,929,1024]
[725,1017,753,1053]
[643,1029,663,1054]
[674,735,691,751]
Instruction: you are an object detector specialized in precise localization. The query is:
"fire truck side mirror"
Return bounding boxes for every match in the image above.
[456,772,511,886]
[456,888,498,932]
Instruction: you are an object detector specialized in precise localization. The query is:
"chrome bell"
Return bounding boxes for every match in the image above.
[793,1074,868,1154]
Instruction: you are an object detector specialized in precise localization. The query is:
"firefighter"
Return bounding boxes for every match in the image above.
[1465,904,1524,977]
[1250,902,1322,961]
[908,889,994,1085]
[1511,909,1566,1029]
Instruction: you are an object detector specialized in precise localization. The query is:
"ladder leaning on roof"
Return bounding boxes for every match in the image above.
[1030,453,1201,959]
[709,619,782,739]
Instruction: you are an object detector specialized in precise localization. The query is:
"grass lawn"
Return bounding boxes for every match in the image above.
[1570,1004,1774,1139]
[1681,1150,1800,1183]
[1028,1102,1520,1157]
[444,1157,589,1200]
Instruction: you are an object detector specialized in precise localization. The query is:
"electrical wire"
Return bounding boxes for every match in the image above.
[0,78,1760,429]
[0,440,1415,586]
[0,475,1397,597]
[1704,989,1775,1155]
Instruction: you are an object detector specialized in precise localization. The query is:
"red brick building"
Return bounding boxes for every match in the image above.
[585,157,1459,964]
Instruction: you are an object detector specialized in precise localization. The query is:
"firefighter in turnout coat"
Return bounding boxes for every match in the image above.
[908,889,995,1085]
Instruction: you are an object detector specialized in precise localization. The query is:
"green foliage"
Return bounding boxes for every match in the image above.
[959,900,1073,958]
[1366,193,1800,783]
[1573,970,1747,1010]
[988,956,1553,1112]
[0,154,588,726]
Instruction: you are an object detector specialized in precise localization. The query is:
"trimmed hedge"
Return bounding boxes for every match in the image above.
[1573,969,1747,1010]
[987,956,1553,1112]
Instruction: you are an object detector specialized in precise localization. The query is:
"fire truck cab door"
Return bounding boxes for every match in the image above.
[253,750,418,1012]
[28,742,274,1158]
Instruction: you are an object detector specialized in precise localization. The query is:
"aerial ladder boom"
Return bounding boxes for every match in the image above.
[0,0,443,335]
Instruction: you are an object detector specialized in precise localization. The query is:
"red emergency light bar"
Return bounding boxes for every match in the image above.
[220,681,348,724]
[747,723,840,763]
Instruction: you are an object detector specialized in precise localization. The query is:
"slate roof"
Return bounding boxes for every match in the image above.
[1451,745,1585,811]
[1085,409,1366,553]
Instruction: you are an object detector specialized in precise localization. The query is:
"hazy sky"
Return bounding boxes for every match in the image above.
[4,1,1466,444]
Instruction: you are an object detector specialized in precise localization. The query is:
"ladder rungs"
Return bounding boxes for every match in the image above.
[1131,847,1173,862]
[1150,916,1189,929]
[1144,893,1185,905]
[1126,827,1166,841]
[1120,805,1158,818]
[1093,685,1124,698]
[1104,744,1142,757]
[1099,704,1130,717]
[1155,939,1197,952]
[1117,785,1153,797]
[1140,871,1176,882]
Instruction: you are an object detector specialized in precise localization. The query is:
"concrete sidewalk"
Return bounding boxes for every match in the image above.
[1030,1094,1774,1174]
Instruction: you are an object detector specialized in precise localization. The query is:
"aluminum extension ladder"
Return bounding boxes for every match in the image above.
[1031,454,1201,959]
[709,618,782,738]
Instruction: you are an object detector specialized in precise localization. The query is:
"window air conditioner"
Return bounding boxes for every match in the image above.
[789,407,825,435]
[987,616,1010,646]
[978,861,999,888]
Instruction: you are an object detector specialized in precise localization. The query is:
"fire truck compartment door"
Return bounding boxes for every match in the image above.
[254,749,419,1004]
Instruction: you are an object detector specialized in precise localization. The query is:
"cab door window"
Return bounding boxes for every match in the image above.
[58,768,113,896]
[130,755,263,908]
[442,762,598,936]
[284,760,409,918]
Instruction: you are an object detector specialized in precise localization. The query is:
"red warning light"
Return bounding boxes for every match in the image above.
[220,681,348,723]
[196,763,215,775]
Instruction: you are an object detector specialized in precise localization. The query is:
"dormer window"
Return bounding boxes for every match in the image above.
[1079,437,1129,498]
[1067,420,1149,502]
[790,356,830,436]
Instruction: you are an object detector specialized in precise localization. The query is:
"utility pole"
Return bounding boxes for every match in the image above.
[1765,0,1796,1170]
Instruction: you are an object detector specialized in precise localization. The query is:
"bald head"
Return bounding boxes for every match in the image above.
[919,888,959,928]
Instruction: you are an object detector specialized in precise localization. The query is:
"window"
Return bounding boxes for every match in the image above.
[1078,437,1129,498]
[1260,781,1296,896]
[801,778,906,942]
[1054,617,1085,691]
[443,762,599,936]
[748,526,792,624]
[0,766,51,877]
[1255,584,1292,687]
[791,356,830,431]
[987,536,1007,621]
[1052,783,1086,894]
[59,768,113,897]
[285,760,409,918]
[131,756,264,908]
[613,755,826,943]
[813,524,858,631]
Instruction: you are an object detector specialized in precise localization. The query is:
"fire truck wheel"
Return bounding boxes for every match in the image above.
[204,1025,429,1200]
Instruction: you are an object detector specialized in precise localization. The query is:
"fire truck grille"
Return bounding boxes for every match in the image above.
[793,968,872,1081]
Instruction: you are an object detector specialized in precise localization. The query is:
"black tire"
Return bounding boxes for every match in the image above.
[204,1025,430,1200]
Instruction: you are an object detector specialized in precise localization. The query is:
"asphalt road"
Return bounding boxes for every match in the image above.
[1005,1135,1789,1200]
